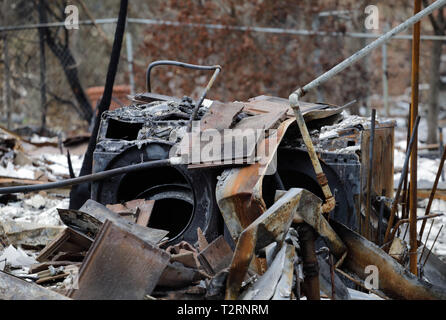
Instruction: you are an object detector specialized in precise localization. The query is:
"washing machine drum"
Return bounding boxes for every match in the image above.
[93,142,221,246]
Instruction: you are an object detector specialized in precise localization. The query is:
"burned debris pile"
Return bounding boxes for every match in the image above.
[0,91,445,300]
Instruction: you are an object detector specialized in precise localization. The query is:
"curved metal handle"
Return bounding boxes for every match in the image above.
[146,60,221,92]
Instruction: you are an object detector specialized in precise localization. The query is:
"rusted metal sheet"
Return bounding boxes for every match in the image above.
[36,227,92,263]
[216,118,295,244]
[298,190,346,259]
[331,221,446,300]
[0,271,70,300]
[70,220,170,300]
[225,188,302,300]
[200,101,245,131]
[171,251,199,269]
[245,95,344,121]
[30,261,81,274]
[79,199,168,244]
[167,240,200,269]
[107,199,155,226]
[360,125,394,201]
[134,199,155,226]
[198,236,233,276]
[179,129,260,167]
[234,109,287,131]
[158,262,210,288]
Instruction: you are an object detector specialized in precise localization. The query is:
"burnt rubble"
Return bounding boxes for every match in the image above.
[0,91,445,300]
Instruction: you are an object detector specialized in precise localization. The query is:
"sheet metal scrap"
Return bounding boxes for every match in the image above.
[0,270,70,300]
[157,262,210,289]
[216,118,295,244]
[276,189,347,259]
[36,227,92,263]
[197,236,233,276]
[331,221,446,300]
[240,243,295,300]
[225,188,302,300]
[79,199,168,244]
[70,220,170,300]
[57,208,102,237]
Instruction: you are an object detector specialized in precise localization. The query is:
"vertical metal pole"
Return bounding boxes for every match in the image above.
[402,107,412,219]
[298,224,320,300]
[365,109,376,239]
[382,24,389,116]
[384,116,420,246]
[409,0,421,276]
[125,31,135,96]
[2,33,12,130]
[38,0,48,133]
[377,198,384,246]
[439,127,445,181]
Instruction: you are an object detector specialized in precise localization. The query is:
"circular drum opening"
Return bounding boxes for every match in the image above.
[148,198,194,240]
[117,167,195,243]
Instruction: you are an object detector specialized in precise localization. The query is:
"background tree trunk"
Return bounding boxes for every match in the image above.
[38,0,93,124]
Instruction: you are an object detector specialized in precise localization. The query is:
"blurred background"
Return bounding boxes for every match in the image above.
[0,0,445,145]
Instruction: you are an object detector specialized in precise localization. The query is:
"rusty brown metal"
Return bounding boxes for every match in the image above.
[79,199,169,244]
[225,188,303,300]
[197,236,233,276]
[332,221,446,300]
[298,223,320,300]
[402,107,412,220]
[216,118,295,244]
[200,101,245,131]
[70,220,170,300]
[245,95,345,121]
[291,104,335,213]
[388,214,443,246]
[289,189,346,259]
[158,262,210,288]
[36,227,92,263]
[384,116,420,246]
[409,0,421,276]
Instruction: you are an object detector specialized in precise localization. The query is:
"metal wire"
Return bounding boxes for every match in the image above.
[0,158,178,194]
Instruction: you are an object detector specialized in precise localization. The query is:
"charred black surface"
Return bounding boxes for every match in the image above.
[91,99,221,246]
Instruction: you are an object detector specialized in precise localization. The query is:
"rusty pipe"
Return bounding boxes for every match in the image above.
[388,213,442,246]
[384,116,421,246]
[290,89,335,213]
[298,223,320,300]
[409,0,422,276]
